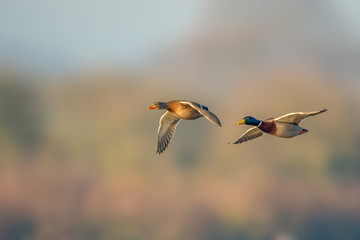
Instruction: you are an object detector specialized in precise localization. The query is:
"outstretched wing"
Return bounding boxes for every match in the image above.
[157,111,181,154]
[180,101,222,127]
[275,108,327,125]
[231,127,264,144]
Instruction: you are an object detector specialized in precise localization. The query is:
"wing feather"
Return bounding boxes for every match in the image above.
[180,101,222,127]
[157,112,181,154]
[275,108,327,124]
[232,127,264,144]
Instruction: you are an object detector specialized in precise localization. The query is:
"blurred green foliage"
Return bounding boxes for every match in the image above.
[0,78,43,154]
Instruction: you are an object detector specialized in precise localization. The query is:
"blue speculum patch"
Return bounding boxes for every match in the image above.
[200,104,209,111]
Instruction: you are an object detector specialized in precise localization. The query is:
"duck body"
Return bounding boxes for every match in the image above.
[148,100,221,154]
[166,101,204,120]
[232,109,327,144]
[259,119,306,138]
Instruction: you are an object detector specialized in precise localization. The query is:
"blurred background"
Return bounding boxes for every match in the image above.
[1,0,360,239]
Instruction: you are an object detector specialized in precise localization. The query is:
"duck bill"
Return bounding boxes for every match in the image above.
[147,105,156,110]
[236,119,245,125]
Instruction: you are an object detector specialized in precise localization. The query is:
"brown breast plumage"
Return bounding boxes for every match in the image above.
[258,119,277,134]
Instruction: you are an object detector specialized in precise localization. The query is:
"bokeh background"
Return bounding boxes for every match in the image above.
[1,0,360,239]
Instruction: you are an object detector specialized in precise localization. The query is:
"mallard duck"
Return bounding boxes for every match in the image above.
[148,100,222,154]
[231,108,327,144]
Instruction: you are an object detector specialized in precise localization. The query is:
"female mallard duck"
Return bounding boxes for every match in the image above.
[148,100,222,154]
[231,108,327,144]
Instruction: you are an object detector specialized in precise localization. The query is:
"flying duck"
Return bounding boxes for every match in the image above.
[148,100,222,154]
[231,109,327,144]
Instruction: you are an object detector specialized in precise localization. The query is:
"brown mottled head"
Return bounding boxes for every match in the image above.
[147,102,168,110]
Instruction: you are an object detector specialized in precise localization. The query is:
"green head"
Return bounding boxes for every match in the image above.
[236,116,261,126]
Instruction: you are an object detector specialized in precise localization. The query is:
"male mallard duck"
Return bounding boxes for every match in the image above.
[148,100,222,154]
[231,108,327,144]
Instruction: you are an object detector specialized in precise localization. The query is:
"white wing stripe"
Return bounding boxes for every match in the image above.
[180,101,201,113]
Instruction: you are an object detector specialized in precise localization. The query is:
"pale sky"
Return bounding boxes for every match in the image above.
[0,0,203,70]
[0,0,359,72]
